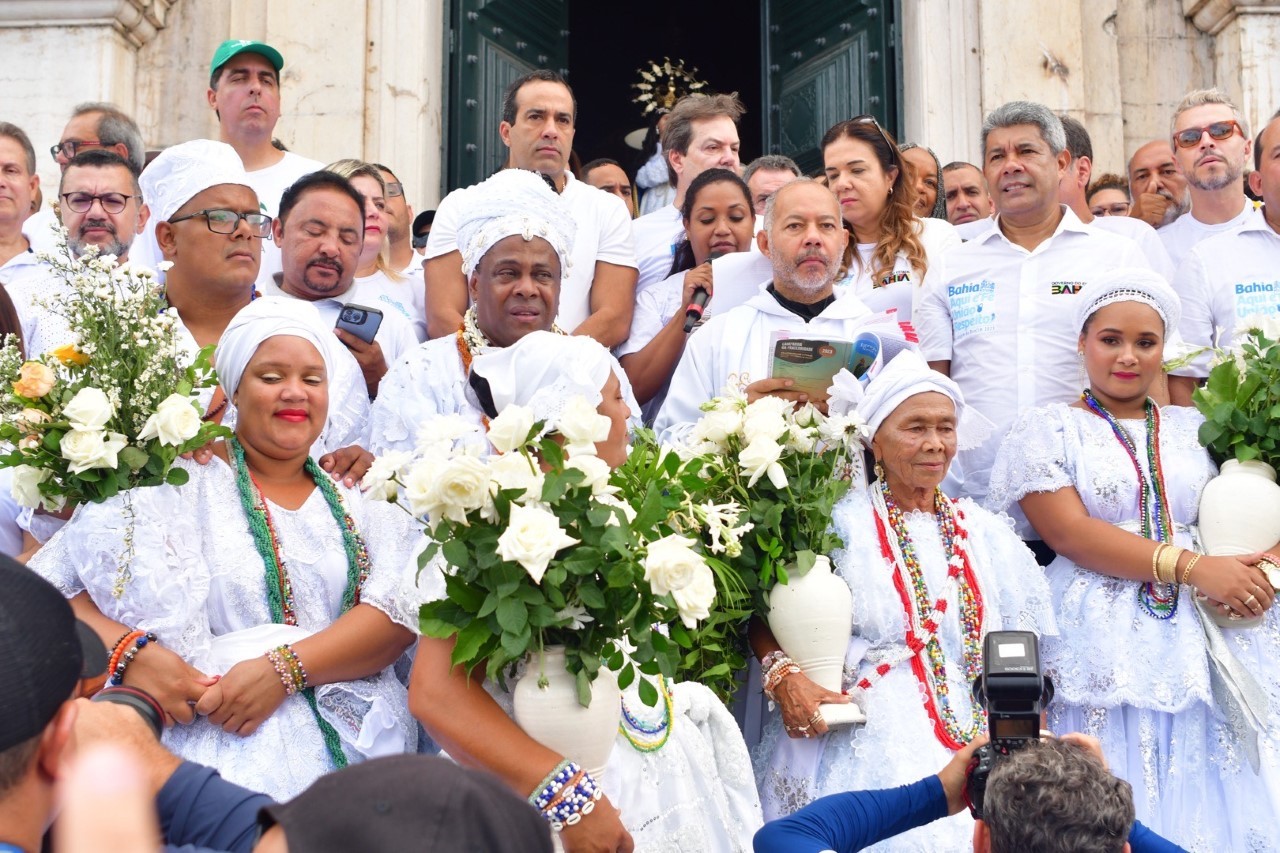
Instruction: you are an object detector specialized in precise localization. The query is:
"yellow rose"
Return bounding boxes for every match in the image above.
[50,345,89,367]
[13,362,55,399]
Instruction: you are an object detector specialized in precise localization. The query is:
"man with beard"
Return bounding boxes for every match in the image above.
[654,179,911,441]
[1126,140,1191,230]
[1159,88,1260,269]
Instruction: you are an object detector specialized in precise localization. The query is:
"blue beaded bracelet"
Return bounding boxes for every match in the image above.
[546,771,603,830]
[530,759,579,810]
[107,631,158,687]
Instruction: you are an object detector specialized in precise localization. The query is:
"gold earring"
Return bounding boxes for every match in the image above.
[873,459,885,481]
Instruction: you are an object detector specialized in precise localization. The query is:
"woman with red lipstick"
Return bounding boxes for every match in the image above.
[30,297,421,801]
[988,268,1280,850]
[618,168,755,419]
[820,118,959,321]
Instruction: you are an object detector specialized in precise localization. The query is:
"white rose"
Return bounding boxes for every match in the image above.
[62,387,115,431]
[10,465,51,508]
[136,393,202,447]
[739,437,788,488]
[60,428,127,474]
[431,455,493,524]
[643,534,703,596]
[690,408,743,448]
[566,454,616,496]
[486,405,537,454]
[555,395,611,452]
[402,458,441,520]
[496,502,579,584]
[361,450,412,502]
[742,396,792,445]
[414,413,479,451]
[489,451,546,501]
[672,563,717,628]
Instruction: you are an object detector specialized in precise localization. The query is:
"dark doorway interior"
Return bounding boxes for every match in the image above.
[566,2,763,177]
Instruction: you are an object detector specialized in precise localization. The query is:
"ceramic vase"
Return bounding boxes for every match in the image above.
[1197,459,1280,628]
[512,645,620,780]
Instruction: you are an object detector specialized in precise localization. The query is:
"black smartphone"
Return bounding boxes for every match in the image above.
[335,304,384,344]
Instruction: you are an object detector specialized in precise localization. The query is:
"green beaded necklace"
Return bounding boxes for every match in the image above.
[229,435,374,770]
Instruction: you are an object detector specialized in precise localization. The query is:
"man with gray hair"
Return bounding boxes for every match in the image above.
[1161,87,1260,269]
[742,154,802,215]
[915,101,1147,546]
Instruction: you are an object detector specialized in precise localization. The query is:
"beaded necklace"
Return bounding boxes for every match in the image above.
[1081,390,1178,619]
[869,481,986,751]
[229,435,373,768]
[618,674,674,753]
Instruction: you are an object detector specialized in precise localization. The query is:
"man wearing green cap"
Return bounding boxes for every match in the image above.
[207,39,323,289]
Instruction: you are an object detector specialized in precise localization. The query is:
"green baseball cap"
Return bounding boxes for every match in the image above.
[210,39,284,76]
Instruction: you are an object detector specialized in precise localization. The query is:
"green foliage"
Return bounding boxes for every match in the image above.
[1193,327,1280,470]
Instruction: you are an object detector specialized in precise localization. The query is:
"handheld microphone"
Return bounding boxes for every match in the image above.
[683,251,727,333]
[849,332,882,380]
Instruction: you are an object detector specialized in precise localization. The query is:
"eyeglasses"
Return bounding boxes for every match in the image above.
[1090,202,1131,217]
[384,181,404,199]
[168,209,273,237]
[60,192,139,214]
[50,140,104,160]
[848,114,899,163]
[1172,120,1243,149]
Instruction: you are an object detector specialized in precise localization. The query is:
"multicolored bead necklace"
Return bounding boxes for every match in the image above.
[869,481,986,751]
[618,674,674,753]
[1081,390,1178,619]
[229,435,374,768]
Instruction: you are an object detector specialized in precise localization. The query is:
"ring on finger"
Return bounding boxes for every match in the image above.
[1245,593,1259,608]
[807,710,824,725]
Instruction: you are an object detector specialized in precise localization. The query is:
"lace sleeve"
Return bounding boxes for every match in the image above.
[985,405,1074,512]
[350,492,427,632]
[959,500,1057,639]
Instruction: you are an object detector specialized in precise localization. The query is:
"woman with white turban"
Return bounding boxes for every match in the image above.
[30,297,421,799]
[752,350,1055,851]
[411,330,762,853]
[988,269,1280,850]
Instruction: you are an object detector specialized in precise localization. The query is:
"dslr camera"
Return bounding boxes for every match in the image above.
[964,630,1054,819]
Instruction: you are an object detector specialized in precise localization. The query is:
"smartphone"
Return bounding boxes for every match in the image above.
[335,304,383,344]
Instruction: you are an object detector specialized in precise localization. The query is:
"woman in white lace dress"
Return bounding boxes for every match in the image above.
[29,297,420,800]
[752,351,1054,851]
[987,269,1280,851]
[411,331,762,853]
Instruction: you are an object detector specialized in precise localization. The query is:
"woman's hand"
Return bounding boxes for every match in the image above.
[319,444,375,488]
[679,264,714,326]
[559,795,635,853]
[121,644,218,725]
[1188,554,1275,618]
[774,671,851,738]
[193,656,288,736]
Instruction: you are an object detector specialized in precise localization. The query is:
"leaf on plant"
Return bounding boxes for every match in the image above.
[637,676,658,706]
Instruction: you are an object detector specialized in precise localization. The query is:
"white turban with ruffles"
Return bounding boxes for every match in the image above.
[140,139,252,223]
[454,170,576,280]
[215,297,343,398]
[1075,267,1181,335]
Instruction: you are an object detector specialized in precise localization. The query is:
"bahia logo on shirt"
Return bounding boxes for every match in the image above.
[949,279,997,340]
[875,271,912,289]
[1051,282,1085,295]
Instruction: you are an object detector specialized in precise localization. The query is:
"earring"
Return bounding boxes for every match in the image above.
[1077,351,1086,390]
[873,459,885,481]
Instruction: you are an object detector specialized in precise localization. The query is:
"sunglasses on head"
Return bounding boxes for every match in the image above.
[1172,120,1243,149]
[848,114,900,164]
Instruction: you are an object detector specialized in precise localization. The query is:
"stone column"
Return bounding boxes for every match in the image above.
[1186,0,1280,130]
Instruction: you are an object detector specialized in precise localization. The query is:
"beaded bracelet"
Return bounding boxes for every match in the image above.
[265,644,308,695]
[529,759,578,810]
[760,650,790,673]
[762,655,802,700]
[107,632,157,687]
[544,770,604,831]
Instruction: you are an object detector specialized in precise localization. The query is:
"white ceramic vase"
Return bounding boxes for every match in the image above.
[1197,459,1280,627]
[512,646,620,780]
[767,555,866,727]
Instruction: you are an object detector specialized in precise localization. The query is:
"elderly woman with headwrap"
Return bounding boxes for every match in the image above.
[410,330,762,853]
[30,297,421,800]
[751,351,1054,851]
[987,269,1280,851]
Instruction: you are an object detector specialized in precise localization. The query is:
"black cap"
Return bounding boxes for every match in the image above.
[412,209,436,236]
[258,754,553,852]
[0,556,107,751]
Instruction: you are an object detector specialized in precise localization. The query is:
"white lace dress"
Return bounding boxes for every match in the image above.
[754,489,1054,851]
[987,403,1280,852]
[29,456,421,800]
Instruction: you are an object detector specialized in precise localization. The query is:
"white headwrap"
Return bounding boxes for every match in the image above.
[454,170,576,280]
[215,297,343,398]
[139,139,252,223]
[467,330,637,429]
[1075,267,1181,335]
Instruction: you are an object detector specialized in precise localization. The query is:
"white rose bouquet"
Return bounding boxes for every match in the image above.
[368,407,729,708]
[0,231,227,509]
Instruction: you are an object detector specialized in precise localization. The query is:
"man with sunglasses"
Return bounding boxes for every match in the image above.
[1160,88,1260,270]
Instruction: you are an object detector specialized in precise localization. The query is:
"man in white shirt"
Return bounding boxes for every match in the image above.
[655,179,908,441]
[1159,88,1260,269]
[207,39,324,289]
[370,162,427,341]
[1126,140,1190,229]
[942,161,994,234]
[1174,108,1280,388]
[915,101,1149,526]
[1057,115,1174,278]
[424,70,637,346]
[267,170,416,398]
[633,93,745,290]
[0,124,55,320]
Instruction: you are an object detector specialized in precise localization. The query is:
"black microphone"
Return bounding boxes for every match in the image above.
[683,251,727,333]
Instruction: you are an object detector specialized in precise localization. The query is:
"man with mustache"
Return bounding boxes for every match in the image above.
[267,170,417,399]
[1126,140,1191,230]
[654,179,911,441]
[1159,88,1260,269]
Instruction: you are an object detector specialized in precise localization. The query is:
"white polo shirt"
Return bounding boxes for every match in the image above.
[1174,215,1280,377]
[915,206,1149,510]
[1089,215,1174,281]
[426,171,637,333]
[1159,199,1261,270]
[631,204,684,291]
